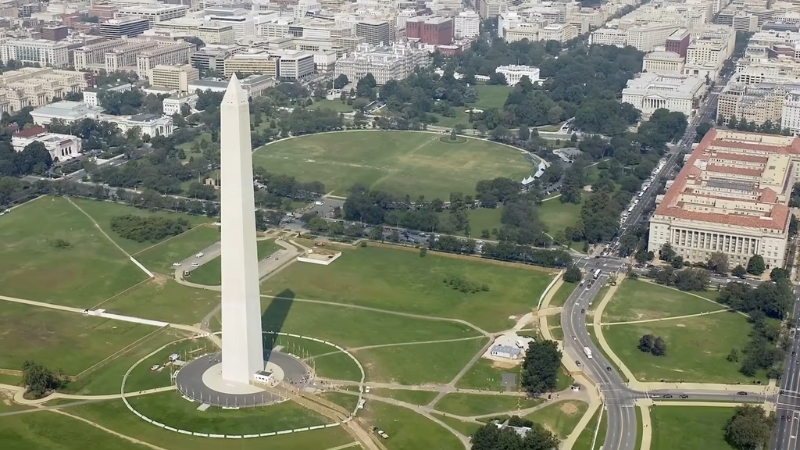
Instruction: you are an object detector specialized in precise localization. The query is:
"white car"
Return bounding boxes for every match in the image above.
[195,252,204,258]
[191,262,200,267]
[172,262,181,267]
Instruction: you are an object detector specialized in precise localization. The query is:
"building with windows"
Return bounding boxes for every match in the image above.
[405,16,453,46]
[115,4,189,25]
[152,18,236,44]
[495,65,540,86]
[223,52,277,77]
[716,81,800,127]
[191,44,241,73]
[334,43,430,85]
[189,74,275,96]
[99,17,150,38]
[538,24,577,43]
[665,28,691,58]
[643,51,685,74]
[355,19,391,46]
[622,73,706,118]
[136,41,194,78]
[782,90,800,134]
[107,113,173,137]
[147,64,198,92]
[83,81,133,107]
[30,101,105,125]
[0,38,69,67]
[163,93,197,115]
[73,38,125,71]
[273,50,314,81]
[12,126,81,162]
[454,10,480,40]
[205,8,256,39]
[0,67,93,111]
[648,129,798,270]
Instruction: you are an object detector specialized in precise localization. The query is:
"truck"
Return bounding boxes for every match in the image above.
[583,347,593,359]
[593,269,601,279]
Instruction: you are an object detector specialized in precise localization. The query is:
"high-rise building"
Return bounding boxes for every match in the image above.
[135,41,194,78]
[356,20,391,46]
[0,39,70,67]
[99,18,150,38]
[454,10,480,40]
[115,4,189,25]
[219,75,264,384]
[41,26,68,41]
[406,16,453,46]
[665,29,691,59]
[147,64,199,92]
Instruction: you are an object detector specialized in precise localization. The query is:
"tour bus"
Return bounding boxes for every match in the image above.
[593,269,601,279]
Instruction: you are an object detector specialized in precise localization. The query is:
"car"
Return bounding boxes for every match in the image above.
[663,394,673,399]
[191,262,199,267]
[650,395,661,399]
[737,391,748,396]
[606,366,612,371]
[575,360,582,367]
[172,262,181,266]
[679,394,689,399]
[793,351,796,356]
[580,308,585,313]
[195,252,204,258]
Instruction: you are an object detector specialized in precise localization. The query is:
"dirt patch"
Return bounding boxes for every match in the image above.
[676,324,686,327]
[491,360,519,369]
[150,274,169,287]
[560,401,579,415]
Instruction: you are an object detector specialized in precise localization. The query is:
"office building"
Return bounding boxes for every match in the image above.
[83,81,133,107]
[648,129,797,270]
[495,65,540,86]
[0,67,94,111]
[454,10,480,40]
[335,43,430,85]
[148,64,198,92]
[622,73,707,117]
[643,51,685,74]
[115,4,189,25]
[205,8,256,39]
[716,81,800,127]
[356,20,391,46]
[73,38,125,71]
[136,41,194,78]
[152,18,236,44]
[223,52,277,77]
[406,16,453,46]
[42,26,68,41]
[0,39,69,67]
[189,74,275,97]
[274,50,314,81]
[192,44,241,73]
[665,29,691,58]
[100,18,150,38]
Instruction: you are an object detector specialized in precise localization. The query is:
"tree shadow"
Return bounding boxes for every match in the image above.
[261,289,293,359]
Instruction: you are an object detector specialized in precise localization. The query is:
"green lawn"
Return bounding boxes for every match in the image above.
[255,296,480,349]
[186,239,281,286]
[430,85,513,129]
[319,391,359,411]
[0,411,151,450]
[524,400,588,439]
[602,279,726,323]
[0,301,158,376]
[369,389,438,405]
[456,358,519,391]
[70,400,354,450]
[549,281,575,308]
[126,391,330,435]
[432,413,483,436]
[101,278,220,325]
[70,198,212,254]
[651,406,736,450]
[123,337,217,393]
[361,401,462,450]
[602,312,763,383]
[0,196,147,306]
[135,226,220,275]
[261,245,553,331]
[63,328,189,396]
[538,197,584,234]
[549,314,563,340]
[433,393,543,417]
[354,337,488,385]
[252,131,533,199]
[313,98,353,112]
[469,207,503,236]
[311,351,362,381]
[573,406,605,450]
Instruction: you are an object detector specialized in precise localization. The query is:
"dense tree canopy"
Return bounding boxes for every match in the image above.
[521,340,561,395]
[110,215,190,243]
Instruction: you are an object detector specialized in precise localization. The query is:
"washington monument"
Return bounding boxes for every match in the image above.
[220,75,264,384]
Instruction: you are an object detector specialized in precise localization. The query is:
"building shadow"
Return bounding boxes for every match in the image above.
[261,289,294,360]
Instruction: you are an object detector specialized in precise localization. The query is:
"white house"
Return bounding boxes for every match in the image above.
[495,65,540,86]
[490,344,522,359]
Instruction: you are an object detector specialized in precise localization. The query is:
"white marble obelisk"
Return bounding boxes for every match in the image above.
[220,75,264,384]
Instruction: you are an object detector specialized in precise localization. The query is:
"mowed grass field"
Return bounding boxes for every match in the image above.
[537,197,584,233]
[252,131,533,199]
[0,301,157,376]
[433,393,543,416]
[71,400,355,450]
[602,312,760,383]
[651,406,736,450]
[0,197,147,306]
[360,401,462,450]
[261,246,554,331]
[602,279,727,323]
[524,400,588,439]
[101,279,220,325]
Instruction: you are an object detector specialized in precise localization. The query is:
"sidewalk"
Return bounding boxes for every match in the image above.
[637,399,652,450]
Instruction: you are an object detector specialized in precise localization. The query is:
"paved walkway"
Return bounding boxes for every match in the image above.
[637,399,652,450]
[2,384,176,406]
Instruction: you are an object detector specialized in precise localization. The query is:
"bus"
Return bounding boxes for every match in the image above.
[593,269,601,279]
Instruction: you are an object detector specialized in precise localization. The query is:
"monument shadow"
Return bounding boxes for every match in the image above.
[261,288,294,360]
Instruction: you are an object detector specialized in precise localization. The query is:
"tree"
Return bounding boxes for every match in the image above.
[333,74,349,89]
[563,265,583,283]
[746,255,765,276]
[652,336,667,356]
[770,267,790,282]
[521,340,562,396]
[638,334,655,353]
[659,243,676,261]
[419,247,427,257]
[518,126,530,141]
[732,264,747,278]
[707,251,729,274]
[725,405,771,450]
[727,348,739,362]
[22,360,62,398]
[695,122,713,142]
[488,72,507,85]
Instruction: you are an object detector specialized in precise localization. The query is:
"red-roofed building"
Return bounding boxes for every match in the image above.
[648,129,797,270]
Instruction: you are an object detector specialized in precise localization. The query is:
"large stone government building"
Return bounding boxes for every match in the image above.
[648,129,799,270]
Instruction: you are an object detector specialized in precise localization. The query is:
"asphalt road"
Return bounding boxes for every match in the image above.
[772,287,800,450]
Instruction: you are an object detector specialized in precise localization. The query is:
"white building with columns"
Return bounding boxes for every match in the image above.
[621,73,706,117]
[648,129,796,270]
[495,65,540,86]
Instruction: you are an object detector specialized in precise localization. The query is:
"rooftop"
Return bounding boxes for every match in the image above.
[654,129,796,232]
[31,101,104,118]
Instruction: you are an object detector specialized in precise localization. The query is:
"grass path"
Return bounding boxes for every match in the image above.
[51,409,168,450]
[602,309,729,326]
[66,198,133,259]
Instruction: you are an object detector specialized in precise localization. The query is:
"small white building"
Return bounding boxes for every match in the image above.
[495,65,540,86]
[490,344,522,360]
[12,126,81,162]
[163,93,198,115]
[253,370,274,385]
[83,82,133,107]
